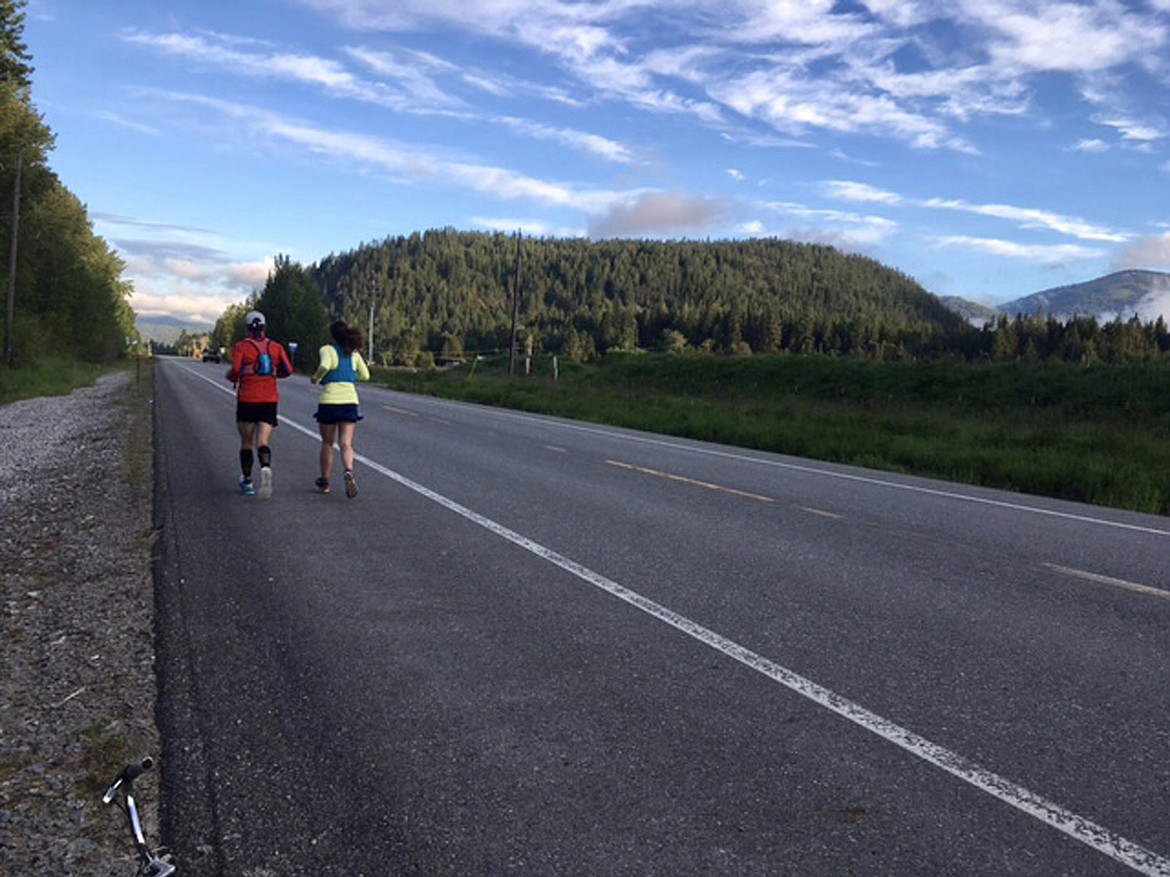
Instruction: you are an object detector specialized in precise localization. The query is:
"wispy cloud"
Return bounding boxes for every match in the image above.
[821,180,903,205]
[922,198,1128,243]
[125,28,640,164]
[123,29,429,111]
[934,235,1103,263]
[762,200,899,247]
[91,110,161,136]
[494,116,638,164]
[824,181,1130,244]
[154,91,636,214]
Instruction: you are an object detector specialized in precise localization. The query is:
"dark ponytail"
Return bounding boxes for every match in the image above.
[330,320,364,357]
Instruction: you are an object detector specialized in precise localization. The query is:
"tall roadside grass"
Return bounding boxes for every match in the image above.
[373,353,1170,516]
[0,356,106,405]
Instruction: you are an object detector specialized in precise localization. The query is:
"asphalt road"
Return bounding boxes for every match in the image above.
[151,356,1170,877]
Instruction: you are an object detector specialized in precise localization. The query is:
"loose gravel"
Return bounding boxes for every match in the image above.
[0,369,163,876]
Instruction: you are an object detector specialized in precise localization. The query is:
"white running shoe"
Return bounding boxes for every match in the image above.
[258,466,273,499]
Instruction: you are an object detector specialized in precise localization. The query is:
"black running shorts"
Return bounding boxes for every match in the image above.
[236,401,278,426]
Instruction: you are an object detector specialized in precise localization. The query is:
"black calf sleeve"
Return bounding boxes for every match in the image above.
[258,445,271,468]
[240,448,254,478]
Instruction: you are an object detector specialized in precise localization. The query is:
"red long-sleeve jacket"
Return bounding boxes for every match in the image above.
[226,335,293,403]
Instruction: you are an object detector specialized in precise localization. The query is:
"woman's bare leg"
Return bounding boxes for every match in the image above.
[319,423,337,481]
[337,422,357,473]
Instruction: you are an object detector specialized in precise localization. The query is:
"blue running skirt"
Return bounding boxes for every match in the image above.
[315,403,362,424]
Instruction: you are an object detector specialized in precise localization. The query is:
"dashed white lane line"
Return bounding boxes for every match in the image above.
[350,452,1169,876]
[799,505,845,519]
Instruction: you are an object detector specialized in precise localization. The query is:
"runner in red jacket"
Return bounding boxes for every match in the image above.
[225,311,293,498]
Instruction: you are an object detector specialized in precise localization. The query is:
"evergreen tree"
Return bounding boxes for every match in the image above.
[0,0,33,90]
[253,255,329,366]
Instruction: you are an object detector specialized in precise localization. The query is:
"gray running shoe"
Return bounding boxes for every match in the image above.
[258,466,273,499]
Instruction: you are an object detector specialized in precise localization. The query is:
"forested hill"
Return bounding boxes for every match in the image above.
[310,230,964,363]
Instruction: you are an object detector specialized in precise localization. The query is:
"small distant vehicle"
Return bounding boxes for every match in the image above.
[201,349,221,363]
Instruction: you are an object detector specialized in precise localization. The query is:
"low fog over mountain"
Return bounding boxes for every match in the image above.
[943,270,1170,326]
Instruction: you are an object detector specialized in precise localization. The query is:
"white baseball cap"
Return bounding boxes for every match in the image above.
[245,310,266,328]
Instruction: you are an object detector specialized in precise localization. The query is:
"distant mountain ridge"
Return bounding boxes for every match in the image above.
[1002,270,1170,321]
[137,317,212,344]
[944,270,1170,325]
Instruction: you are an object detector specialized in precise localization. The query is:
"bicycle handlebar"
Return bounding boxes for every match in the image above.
[102,757,154,804]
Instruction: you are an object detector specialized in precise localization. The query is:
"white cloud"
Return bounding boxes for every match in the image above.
[494,116,638,164]
[822,180,903,204]
[290,0,1170,165]
[973,0,1166,73]
[934,235,1103,263]
[123,29,432,111]
[763,200,898,246]
[130,289,245,324]
[156,91,649,219]
[1091,114,1166,144]
[711,67,973,151]
[1072,138,1110,153]
[922,198,1128,242]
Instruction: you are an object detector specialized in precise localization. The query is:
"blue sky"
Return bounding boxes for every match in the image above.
[23,0,1170,326]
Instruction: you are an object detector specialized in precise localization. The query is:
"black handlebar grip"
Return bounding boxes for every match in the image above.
[123,756,154,783]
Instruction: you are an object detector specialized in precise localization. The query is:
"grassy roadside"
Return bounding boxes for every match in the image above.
[0,356,117,405]
[373,353,1170,516]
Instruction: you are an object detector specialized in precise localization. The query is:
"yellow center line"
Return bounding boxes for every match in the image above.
[1044,563,1170,600]
[607,459,773,503]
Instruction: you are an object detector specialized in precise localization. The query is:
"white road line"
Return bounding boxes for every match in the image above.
[1045,563,1170,600]
[349,452,1170,876]
[799,506,844,519]
[430,400,1170,538]
[181,364,1170,874]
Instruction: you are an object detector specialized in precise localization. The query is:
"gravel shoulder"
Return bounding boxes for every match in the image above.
[1,365,162,875]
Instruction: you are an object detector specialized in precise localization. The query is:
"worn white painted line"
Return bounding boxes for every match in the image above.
[1045,563,1170,600]
[184,363,1170,874]
[348,452,1170,876]
[799,506,844,520]
[381,405,417,416]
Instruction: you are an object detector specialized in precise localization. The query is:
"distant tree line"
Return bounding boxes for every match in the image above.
[283,229,1170,366]
[969,313,1170,364]
[0,0,134,367]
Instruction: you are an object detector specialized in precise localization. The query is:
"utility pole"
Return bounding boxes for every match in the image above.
[368,291,375,364]
[508,231,522,378]
[5,151,22,368]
